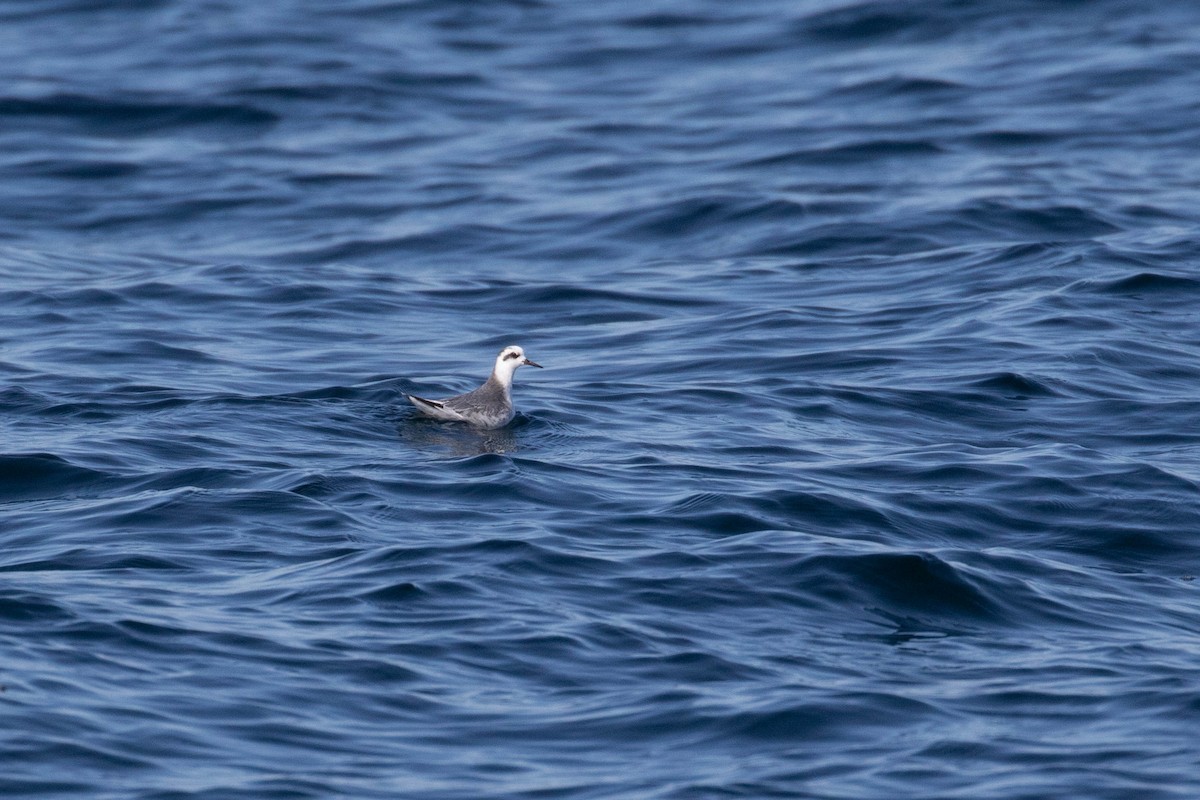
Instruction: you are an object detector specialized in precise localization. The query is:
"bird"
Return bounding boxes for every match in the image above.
[407,344,543,429]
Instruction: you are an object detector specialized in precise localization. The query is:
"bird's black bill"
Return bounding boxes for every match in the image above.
[523,358,543,368]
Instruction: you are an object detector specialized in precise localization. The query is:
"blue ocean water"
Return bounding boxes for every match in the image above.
[3,0,1200,797]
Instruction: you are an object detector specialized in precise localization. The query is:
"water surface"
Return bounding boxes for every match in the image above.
[2,1,1200,798]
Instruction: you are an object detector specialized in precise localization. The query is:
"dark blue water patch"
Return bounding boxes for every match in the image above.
[11,158,143,180]
[288,224,523,264]
[798,6,934,44]
[838,74,967,101]
[824,455,1200,564]
[905,201,1122,243]
[601,195,816,241]
[0,552,187,575]
[10,286,127,311]
[964,128,1067,149]
[0,0,170,20]
[649,487,899,544]
[420,281,710,309]
[0,589,76,623]
[725,691,945,742]
[0,93,279,136]
[745,139,947,171]
[968,371,1062,398]
[796,549,1001,624]
[618,10,739,30]
[752,224,943,258]
[0,385,51,412]
[10,739,152,774]
[0,453,113,502]
[1088,272,1200,299]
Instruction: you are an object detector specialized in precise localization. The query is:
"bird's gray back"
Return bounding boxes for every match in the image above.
[442,376,512,419]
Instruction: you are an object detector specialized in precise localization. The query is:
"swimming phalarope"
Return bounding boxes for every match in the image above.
[407,345,542,429]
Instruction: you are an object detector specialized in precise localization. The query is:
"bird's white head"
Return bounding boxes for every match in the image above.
[493,344,542,386]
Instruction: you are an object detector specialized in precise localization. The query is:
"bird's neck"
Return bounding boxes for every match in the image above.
[489,365,515,392]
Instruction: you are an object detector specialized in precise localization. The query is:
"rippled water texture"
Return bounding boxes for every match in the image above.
[3,1,1200,798]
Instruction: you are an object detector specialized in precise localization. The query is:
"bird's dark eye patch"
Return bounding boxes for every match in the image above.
[503,351,521,360]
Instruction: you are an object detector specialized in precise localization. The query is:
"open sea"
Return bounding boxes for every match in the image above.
[3,1,1200,797]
